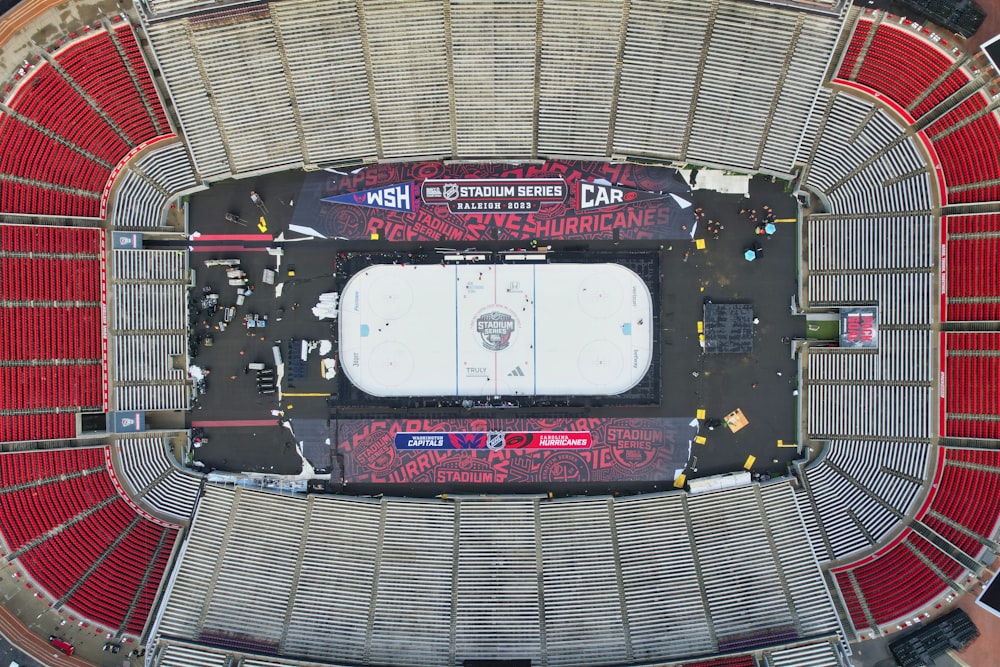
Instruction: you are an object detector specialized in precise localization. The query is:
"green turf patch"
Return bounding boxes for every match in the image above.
[806,317,839,340]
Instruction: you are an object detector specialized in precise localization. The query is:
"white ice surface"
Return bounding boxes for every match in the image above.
[339,263,653,397]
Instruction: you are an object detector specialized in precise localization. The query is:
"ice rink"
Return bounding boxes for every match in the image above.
[339,262,653,397]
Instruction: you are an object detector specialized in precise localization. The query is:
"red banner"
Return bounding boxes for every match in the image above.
[338,417,694,485]
[300,160,695,241]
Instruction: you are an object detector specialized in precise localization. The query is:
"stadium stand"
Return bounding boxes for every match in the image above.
[834,16,972,121]
[916,447,1000,561]
[0,114,104,218]
[614,494,715,659]
[364,0,453,159]
[945,357,1000,427]
[683,1,839,173]
[802,140,934,442]
[805,330,933,440]
[793,5,1000,633]
[800,440,929,561]
[942,332,1000,438]
[539,498,626,665]
[199,491,309,652]
[280,495,382,662]
[111,141,199,229]
[64,23,167,144]
[832,529,969,633]
[110,249,190,412]
[0,447,179,637]
[803,92,932,215]
[926,91,1000,204]
[613,0,710,160]
[0,223,105,442]
[142,5,303,180]
[151,642,230,667]
[138,17,232,180]
[943,214,1000,322]
[264,0,377,164]
[0,20,172,218]
[756,483,848,643]
[0,413,75,443]
[681,657,754,667]
[6,64,129,169]
[148,638,849,667]
[806,385,931,440]
[448,0,535,157]
[688,487,802,649]
[113,435,202,520]
[4,1,1000,665]
[807,216,934,276]
[151,483,843,666]
[454,498,542,661]
[139,0,841,179]
[810,329,933,383]
[370,499,457,665]
[768,640,848,667]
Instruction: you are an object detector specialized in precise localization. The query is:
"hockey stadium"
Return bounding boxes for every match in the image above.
[1,0,1000,666]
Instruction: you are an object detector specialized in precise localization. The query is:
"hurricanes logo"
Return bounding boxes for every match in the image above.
[475,310,516,351]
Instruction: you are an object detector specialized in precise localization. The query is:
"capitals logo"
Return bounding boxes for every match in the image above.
[475,309,516,351]
[321,182,417,212]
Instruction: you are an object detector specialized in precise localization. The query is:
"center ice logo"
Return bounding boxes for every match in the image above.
[475,309,516,351]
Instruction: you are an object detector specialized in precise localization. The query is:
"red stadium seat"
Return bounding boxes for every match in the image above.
[0,26,171,218]
[833,530,964,631]
[836,20,969,120]
[0,447,179,635]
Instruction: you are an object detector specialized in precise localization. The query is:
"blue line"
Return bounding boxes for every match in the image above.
[455,264,460,396]
[533,263,537,395]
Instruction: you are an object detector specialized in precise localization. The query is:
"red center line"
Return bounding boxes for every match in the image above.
[191,419,277,427]
[192,234,273,242]
[188,245,269,253]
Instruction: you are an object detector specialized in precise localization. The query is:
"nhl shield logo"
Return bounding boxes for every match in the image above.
[475,310,516,351]
[487,431,506,450]
[443,182,460,201]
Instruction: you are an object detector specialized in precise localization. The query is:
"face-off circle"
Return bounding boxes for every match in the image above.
[577,273,625,319]
[367,274,415,320]
[578,340,625,387]
[368,341,415,388]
